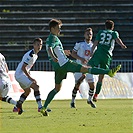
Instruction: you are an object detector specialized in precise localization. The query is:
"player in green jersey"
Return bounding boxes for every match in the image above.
[40,19,121,116]
[88,20,127,102]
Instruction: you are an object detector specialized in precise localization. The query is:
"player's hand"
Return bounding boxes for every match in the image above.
[53,57,58,62]
[81,58,88,65]
[29,77,37,84]
[64,50,71,56]
[121,45,127,49]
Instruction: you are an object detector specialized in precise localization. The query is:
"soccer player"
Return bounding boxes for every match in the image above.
[0,53,17,107]
[40,19,121,116]
[15,38,43,115]
[88,20,127,102]
[70,27,96,108]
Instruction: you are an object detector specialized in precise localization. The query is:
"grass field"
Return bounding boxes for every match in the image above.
[0,99,132,133]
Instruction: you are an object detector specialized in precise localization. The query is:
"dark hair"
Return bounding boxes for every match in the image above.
[105,20,114,30]
[49,19,62,30]
[33,38,42,44]
[84,27,92,33]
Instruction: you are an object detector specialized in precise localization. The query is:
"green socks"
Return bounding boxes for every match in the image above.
[88,67,109,75]
[44,88,58,109]
[95,82,102,94]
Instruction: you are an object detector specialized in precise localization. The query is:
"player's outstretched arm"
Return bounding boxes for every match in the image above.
[116,38,127,49]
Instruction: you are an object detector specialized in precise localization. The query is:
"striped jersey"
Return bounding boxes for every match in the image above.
[0,53,9,79]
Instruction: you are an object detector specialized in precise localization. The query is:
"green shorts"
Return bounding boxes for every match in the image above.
[51,60,82,84]
[88,51,112,69]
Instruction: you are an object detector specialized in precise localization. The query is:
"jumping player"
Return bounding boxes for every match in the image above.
[40,19,121,116]
[88,20,127,102]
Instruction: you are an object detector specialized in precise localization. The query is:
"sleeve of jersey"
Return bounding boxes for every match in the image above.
[73,42,80,52]
[23,55,31,65]
[113,31,119,39]
[48,35,55,47]
[3,56,7,66]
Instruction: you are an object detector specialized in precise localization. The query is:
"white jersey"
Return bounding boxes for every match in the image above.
[0,53,9,80]
[73,40,93,65]
[15,49,38,78]
[73,41,94,83]
[0,53,11,97]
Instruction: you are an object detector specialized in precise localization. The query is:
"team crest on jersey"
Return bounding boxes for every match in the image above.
[84,50,90,56]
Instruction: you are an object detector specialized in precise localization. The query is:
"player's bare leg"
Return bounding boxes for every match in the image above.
[71,74,85,108]
[87,82,96,108]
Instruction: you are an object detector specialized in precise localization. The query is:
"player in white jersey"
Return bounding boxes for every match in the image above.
[14,38,43,115]
[70,28,96,108]
[0,53,17,107]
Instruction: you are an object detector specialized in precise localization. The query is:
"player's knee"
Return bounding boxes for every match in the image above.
[24,89,31,96]
[55,88,61,92]
[73,87,78,94]
[31,83,39,91]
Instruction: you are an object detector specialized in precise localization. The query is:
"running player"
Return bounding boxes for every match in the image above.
[15,38,43,115]
[40,19,121,116]
[88,20,127,102]
[70,28,96,108]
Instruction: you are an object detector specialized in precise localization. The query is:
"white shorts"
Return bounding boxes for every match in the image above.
[15,74,33,90]
[0,79,11,97]
[74,72,94,83]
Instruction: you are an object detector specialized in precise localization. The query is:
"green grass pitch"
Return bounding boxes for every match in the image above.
[0,99,133,133]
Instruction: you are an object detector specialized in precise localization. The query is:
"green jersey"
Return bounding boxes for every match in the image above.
[96,29,119,57]
[46,33,69,67]
[45,33,82,84]
[88,29,119,69]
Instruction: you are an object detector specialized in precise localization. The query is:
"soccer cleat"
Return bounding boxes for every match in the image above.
[38,108,41,112]
[47,108,52,112]
[87,100,96,108]
[13,106,18,112]
[13,106,24,113]
[38,107,51,112]
[40,107,49,116]
[93,94,98,102]
[16,101,23,115]
[70,103,76,108]
[108,64,121,77]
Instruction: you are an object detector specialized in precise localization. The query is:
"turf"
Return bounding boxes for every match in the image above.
[0,99,132,133]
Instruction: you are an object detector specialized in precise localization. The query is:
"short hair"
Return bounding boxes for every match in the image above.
[33,38,42,44]
[49,19,62,30]
[105,20,114,30]
[84,27,93,33]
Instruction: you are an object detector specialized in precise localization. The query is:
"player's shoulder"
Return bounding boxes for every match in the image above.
[48,33,58,42]
[112,30,118,34]
[49,33,57,39]
[98,30,104,33]
[96,30,104,35]
[25,49,34,57]
[0,53,4,58]
[0,53,5,61]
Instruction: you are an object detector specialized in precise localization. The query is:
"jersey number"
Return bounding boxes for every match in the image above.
[99,33,112,45]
